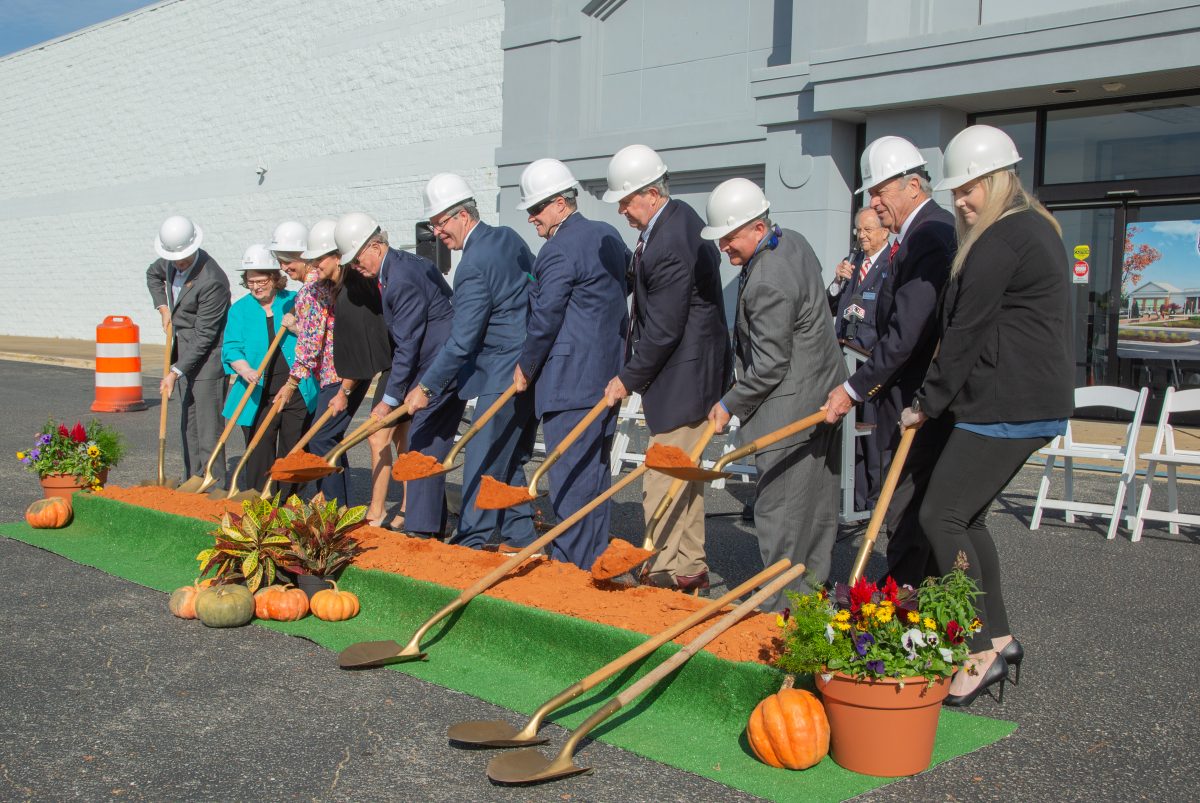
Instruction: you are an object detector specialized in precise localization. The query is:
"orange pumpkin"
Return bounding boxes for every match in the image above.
[309,581,360,621]
[747,687,830,770]
[168,581,203,619]
[254,584,309,621]
[25,497,73,529]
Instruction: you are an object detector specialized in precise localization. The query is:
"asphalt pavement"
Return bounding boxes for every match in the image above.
[1,360,1198,801]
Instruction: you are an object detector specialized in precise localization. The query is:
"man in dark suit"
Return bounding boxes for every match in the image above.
[822,136,956,586]
[704,179,847,612]
[827,207,893,510]
[337,212,464,538]
[600,145,731,591]
[513,158,630,571]
[146,215,231,484]
[405,174,538,552]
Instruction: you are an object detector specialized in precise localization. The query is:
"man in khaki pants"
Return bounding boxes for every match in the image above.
[602,145,731,592]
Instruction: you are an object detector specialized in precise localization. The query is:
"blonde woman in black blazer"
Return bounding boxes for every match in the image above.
[900,126,1073,707]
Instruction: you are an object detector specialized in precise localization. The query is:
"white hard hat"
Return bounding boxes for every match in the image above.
[240,244,279,272]
[856,136,928,195]
[154,215,203,260]
[269,221,308,254]
[935,125,1022,192]
[302,218,339,260]
[700,178,770,240]
[602,144,668,203]
[424,173,475,219]
[517,158,579,211]
[335,212,381,266]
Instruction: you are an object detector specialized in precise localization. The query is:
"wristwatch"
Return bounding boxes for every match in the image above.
[341,385,353,397]
[418,383,434,398]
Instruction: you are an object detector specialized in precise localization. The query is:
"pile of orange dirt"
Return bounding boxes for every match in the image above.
[645,443,694,469]
[98,485,784,665]
[592,538,656,581]
[270,451,328,476]
[475,475,535,510]
[391,451,443,481]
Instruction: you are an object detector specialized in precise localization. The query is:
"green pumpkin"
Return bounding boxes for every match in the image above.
[194,585,255,628]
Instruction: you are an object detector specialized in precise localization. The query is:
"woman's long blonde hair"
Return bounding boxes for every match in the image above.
[951,169,1060,277]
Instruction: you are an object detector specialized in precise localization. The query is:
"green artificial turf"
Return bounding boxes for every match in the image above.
[2,494,1017,801]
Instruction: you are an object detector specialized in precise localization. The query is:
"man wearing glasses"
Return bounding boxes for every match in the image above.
[146,215,231,485]
[512,158,630,571]
[821,136,956,587]
[403,173,538,553]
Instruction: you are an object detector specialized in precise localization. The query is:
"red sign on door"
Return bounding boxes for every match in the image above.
[1073,259,1089,284]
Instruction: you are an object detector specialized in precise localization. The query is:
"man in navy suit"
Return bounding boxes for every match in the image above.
[822,136,956,586]
[600,145,731,591]
[827,207,892,510]
[337,212,465,538]
[405,174,538,551]
[513,158,630,571]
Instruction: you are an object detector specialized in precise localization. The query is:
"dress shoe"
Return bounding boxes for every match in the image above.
[997,638,1024,686]
[485,542,544,558]
[675,571,710,593]
[638,568,676,588]
[944,654,1008,708]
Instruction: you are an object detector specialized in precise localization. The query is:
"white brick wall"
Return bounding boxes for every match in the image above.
[0,0,505,343]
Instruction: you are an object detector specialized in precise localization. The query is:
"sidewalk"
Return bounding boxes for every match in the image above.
[0,335,164,370]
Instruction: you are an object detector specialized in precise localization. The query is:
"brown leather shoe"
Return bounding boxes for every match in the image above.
[675,571,710,593]
[638,567,676,588]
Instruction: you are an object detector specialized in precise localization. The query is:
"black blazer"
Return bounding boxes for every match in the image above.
[619,199,732,434]
[831,246,892,354]
[915,209,1074,423]
[847,200,955,407]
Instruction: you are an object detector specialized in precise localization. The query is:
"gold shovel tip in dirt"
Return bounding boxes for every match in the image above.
[590,538,655,582]
[390,450,447,481]
[475,475,536,510]
[487,746,591,785]
[269,451,337,483]
[338,639,427,669]
[447,719,549,748]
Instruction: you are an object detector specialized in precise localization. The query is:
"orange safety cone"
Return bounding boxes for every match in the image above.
[91,315,147,412]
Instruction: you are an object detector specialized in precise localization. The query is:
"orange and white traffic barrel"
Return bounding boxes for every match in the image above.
[91,315,147,412]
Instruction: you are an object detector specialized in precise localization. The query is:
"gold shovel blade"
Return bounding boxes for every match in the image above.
[486,747,591,784]
[176,475,205,493]
[337,640,425,669]
[447,719,548,748]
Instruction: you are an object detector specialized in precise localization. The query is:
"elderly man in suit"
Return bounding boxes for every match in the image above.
[827,207,893,510]
[513,158,629,571]
[600,145,731,591]
[703,179,846,612]
[822,136,956,587]
[404,173,538,552]
[336,212,464,538]
[146,215,231,484]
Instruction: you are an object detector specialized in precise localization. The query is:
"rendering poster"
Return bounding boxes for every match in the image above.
[1121,219,1200,363]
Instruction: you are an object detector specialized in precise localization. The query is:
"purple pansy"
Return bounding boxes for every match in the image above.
[854,632,875,656]
[866,659,886,674]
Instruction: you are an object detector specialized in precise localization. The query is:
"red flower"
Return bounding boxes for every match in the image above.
[849,577,878,612]
[70,422,87,443]
[881,576,900,603]
[946,620,965,645]
[58,424,71,439]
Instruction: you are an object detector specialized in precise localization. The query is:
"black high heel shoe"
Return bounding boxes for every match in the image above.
[944,654,1008,708]
[998,638,1024,686]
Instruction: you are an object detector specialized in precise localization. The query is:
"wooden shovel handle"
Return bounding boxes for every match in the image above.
[290,405,337,456]
[226,393,286,495]
[158,320,174,440]
[714,410,826,471]
[642,420,717,549]
[326,403,410,464]
[849,424,918,585]
[528,397,609,494]
[443,382,517,468]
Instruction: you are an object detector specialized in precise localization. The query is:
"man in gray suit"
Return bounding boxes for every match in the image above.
[146,215,231,484]
[702,180,846,611]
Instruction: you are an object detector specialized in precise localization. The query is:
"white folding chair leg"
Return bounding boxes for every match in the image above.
[1105,475,1129,541]
[1167,464,1180,536]
[1064,456,1075,524]
[1131,459,1158,543]
[1030,451,1056,531]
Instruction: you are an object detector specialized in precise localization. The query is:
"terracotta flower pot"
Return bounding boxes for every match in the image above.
[39,474,87,501]
[815,671,950,777]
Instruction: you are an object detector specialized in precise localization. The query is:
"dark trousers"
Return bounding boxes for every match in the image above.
[541,406,616,571]
[306,381,369,506]
[403,390,467,535]
[450,390,538,549]
[882,414,953,588]
[240,393,310,495]
[854,398,884,511]
[918,428,1049,652]
[177,374,227,483]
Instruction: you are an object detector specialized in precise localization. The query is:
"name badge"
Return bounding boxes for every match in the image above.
[862,291,877,301]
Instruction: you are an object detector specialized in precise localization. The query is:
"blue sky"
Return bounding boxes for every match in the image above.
[0,0,152,57]
[1126,219,1200,292]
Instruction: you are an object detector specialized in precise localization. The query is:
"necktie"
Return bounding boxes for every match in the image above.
[859,257,871,282]
[625,239,645,355]
[890,240,899,261]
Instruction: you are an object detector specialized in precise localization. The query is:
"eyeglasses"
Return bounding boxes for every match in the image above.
[429,212,457,232]
[527,197,555,217]
[245,278,275,288]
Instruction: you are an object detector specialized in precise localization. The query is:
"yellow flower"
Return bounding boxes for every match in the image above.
[923,617,937,631]
[775,614,787,628]
[875,607,894,623]
[834,609,851,622]
[907,611,920,624]
[87,445,100,457]
[861,602,877,617]
[970,617,983,632]
[834,621,851,632]
[16,451,25,460]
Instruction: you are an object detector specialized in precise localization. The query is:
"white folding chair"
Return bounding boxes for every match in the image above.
[609,393,646,475]
[1131,386,1200,542]
[1030,385,1148,540]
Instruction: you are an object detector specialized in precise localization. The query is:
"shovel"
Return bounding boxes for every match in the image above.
[486,561,808,784]
[338,460,652,669]
[848,423,918,585]
[391,382,518,482]
[140,320,179,489]
[269,404,410,484]
[645,409,827,482]
[178,325,289,494]
[639,421,717,552]
[220,392,286,502]
[475,397,611,510]
[258,405,338,499]
[447,557,790,748]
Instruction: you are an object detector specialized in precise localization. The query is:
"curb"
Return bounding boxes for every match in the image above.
[0,352,93,370]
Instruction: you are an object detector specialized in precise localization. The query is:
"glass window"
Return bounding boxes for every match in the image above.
[973,111,1035,189]
[1045,95,1200,184]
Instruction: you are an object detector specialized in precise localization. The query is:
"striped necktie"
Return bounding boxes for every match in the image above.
[859,256,871,282]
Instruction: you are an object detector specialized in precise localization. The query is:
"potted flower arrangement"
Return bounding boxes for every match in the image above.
[776,554,981,777]
[276,493,366,598]
[18,419,126,499]
[196,495,293,593]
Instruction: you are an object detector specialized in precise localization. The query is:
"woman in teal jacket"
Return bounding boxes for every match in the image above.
[222,245,317,492]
